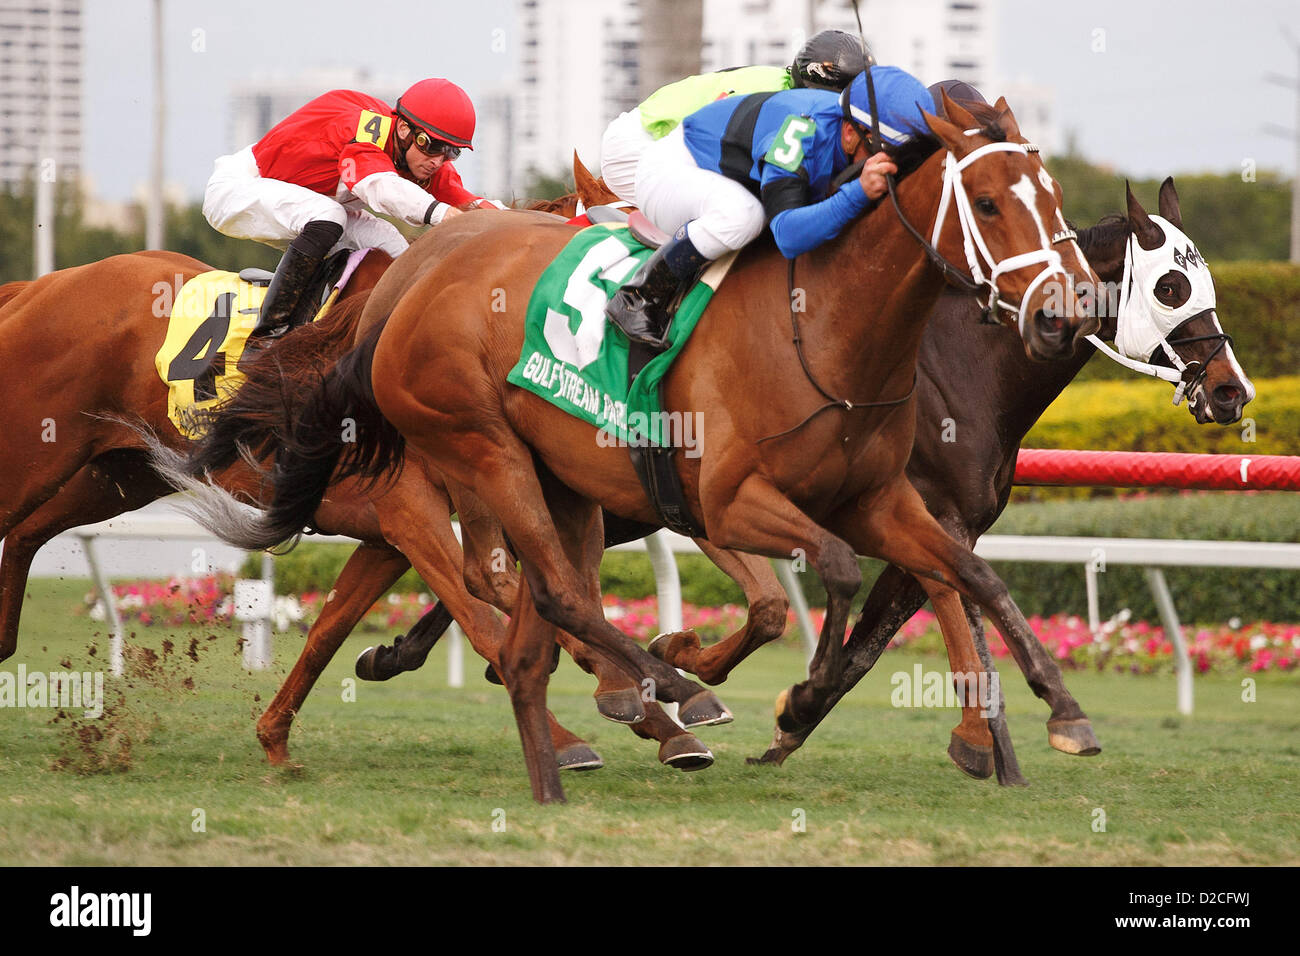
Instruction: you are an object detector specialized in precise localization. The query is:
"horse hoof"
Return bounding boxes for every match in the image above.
[678,690,733,729]
[484,663,503,686]
[557,742,604,772]
[355,645,396,682]
[658,733,714,771]
[595,687,646,724]
[646,631,699,669]
[948,732,995,780]
[773,687,810,734]
[1047,717,1102,756]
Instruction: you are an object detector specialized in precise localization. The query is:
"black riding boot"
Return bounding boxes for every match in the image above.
[606,226,711,348]
[249,219,343,339]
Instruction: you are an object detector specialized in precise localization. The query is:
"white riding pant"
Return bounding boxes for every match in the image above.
[203,145,409,258]
[634,126,765,260]
[600,107,653,204]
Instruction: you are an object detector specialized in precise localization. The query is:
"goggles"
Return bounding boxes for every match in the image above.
[412,130,461,160]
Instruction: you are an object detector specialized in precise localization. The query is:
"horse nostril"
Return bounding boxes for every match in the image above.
[1033,309,1067,349]
[1213,385,1242,407]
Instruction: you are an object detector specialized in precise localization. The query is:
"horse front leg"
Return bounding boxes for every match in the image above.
[648,540,789,686]
[754,563,928,765]
[821,479,1016,782]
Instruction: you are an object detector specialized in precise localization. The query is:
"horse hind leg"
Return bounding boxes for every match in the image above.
[258,541,411,765]
[0,453,169,662]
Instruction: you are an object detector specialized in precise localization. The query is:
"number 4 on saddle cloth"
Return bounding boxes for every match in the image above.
[507,221,737,450]
[155,248,371,439]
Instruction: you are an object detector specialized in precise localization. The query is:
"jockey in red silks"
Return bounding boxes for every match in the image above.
[203,78,504,337]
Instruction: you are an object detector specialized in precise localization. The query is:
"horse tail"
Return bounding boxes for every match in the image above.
[185,290,374,475]
[147,308,406,552]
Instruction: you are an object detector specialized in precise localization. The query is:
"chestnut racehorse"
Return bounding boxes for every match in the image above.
[175,95,1107,803]
[0,241,711,772]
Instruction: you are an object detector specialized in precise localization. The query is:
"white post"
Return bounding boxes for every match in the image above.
[447,621,465,688]
[1085,561,1102,640]
[1144,567,1193,716]
[81,535,124,678]
[645,530,683,634]
[645,530,683,724]
[234,578,273,670]
[774,559,818,663]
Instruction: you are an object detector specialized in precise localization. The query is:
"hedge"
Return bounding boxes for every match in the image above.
[1022,375,1300,458]
[1074,261,1300,382]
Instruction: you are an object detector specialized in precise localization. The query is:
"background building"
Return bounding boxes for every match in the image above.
[228,68,407,152]
[0,0,82,188]
[485,0,1055,197]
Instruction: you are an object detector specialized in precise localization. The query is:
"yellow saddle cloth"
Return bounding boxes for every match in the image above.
[154,271,267,439]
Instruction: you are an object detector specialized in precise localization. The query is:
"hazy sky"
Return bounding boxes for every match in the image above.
[82,0,1300,201]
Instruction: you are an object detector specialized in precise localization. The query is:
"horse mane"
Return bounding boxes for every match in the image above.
[520,194,579,215]
[1074,214,1129,255]
[184,290,373,475]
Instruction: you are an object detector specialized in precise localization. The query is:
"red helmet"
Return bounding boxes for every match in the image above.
[394,78,476,149]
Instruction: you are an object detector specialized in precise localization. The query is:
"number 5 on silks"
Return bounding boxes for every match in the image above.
[544,234,639,370]
[765,115,815,173]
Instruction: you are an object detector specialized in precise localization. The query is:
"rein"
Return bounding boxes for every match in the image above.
[755,259,917,444]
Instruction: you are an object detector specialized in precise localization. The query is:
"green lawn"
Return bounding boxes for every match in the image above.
[1,579,1297,866]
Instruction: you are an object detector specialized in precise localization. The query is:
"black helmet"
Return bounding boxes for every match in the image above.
[791,29,874,92]
[926,79,988,118]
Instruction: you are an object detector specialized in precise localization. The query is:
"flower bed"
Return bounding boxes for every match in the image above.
[85,576,1298,675]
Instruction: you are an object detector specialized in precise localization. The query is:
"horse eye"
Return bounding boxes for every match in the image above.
[974,197,997,216]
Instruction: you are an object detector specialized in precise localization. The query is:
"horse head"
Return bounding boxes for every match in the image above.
[922,90,1102,362]
[1107,179,1254,424]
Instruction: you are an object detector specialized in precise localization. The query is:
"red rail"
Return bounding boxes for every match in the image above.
[1014,449,1300,492]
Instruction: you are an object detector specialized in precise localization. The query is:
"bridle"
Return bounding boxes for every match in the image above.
[764,105,1077,443]
[1084,223,1238,407]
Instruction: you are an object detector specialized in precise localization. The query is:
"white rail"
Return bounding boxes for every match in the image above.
[53,515,1300,714]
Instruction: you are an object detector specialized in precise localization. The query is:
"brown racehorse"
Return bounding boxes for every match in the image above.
[0,178,730,772]
[175,95,1107,803]
[0,241,702,772]
[379,176,1252,782]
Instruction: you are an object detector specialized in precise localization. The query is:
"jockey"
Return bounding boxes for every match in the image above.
[203,78,502,337]
[600,29,872,203]
[607,65,934,347]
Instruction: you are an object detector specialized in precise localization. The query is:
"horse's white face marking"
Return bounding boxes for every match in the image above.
[1010,174,1051,248]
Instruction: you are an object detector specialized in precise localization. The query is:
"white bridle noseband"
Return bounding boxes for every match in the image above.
[929,140,1072,334]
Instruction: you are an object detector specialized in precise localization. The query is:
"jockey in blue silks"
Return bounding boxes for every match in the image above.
[607,65,935,348]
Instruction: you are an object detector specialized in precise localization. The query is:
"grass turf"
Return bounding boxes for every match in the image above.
[1,579,1297,866]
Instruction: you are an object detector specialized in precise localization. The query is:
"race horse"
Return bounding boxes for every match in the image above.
[171,94,1111,803]
[0,228,718,772]
[368,176,1254,782]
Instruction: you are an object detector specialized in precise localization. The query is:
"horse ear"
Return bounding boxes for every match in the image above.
[990,95,1023,140]
[1157,176,1183,230]
[573,150,596,194]
[1127,181,1164,250]
[923,107,967,153]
